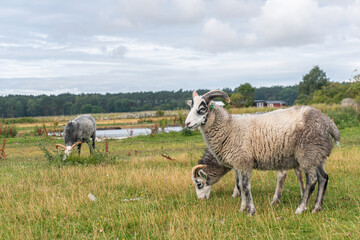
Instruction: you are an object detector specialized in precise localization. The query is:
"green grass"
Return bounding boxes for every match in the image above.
[0,128,359,239]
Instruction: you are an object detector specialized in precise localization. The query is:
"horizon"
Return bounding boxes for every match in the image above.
[0,83,299,97]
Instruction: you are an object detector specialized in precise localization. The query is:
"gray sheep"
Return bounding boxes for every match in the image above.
[192,148,304,205]
[185,90,340,216]
[56,114,96,158]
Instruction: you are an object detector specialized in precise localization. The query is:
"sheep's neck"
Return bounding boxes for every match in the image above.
[200,107,231,162]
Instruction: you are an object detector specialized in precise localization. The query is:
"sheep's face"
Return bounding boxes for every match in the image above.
[185,95,209,129]
[193,178,212,200]
[64,146,72,156]
[192,165,212,199]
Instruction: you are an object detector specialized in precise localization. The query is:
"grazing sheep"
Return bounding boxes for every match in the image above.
[185,90,340,216]
[56,114,96,159]
[192,148,305,206]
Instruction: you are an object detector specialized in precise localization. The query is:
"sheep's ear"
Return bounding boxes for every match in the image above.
[199,169,208,179]
[185,100,192,107]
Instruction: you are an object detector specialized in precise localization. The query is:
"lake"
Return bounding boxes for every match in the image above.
[95,126,183,138]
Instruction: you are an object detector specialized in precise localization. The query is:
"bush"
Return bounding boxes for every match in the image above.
[0,117,38,124]
[33,124,48,136]
[182,128,194,136]
[156,110,165,117]
[39,142,114,167]
[320,106,360,130]
[0,124,17,138]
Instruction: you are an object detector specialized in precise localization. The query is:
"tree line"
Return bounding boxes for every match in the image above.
[0,86,298,118]
[1,66,359,118]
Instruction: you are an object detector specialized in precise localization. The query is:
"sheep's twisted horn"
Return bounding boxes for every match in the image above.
[192,90,199,97]
[202,90,231,103]
[70,142,82,150]
[55,144,66,150]
[192,164,207,178]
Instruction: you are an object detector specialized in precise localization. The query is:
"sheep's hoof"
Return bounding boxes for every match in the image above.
[271,199,280,206]
[232,192,240,198]
[239,205,247,212]
[247,208,256,217]
[295,206,307,215]
[311,206,322,213]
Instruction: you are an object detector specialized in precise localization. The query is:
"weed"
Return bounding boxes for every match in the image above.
[156,110,165,117]
[0,123,17,138]
[39,142,114,167]
[158,118,169,132]
[0,138,6,159]
[182,128,194,136]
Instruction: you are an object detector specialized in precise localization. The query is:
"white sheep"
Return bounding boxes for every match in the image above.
[185,90,340,216]
[192,148,304,206]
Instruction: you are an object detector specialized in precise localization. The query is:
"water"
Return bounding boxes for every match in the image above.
[49,126,183,138]
[95,126,183,138]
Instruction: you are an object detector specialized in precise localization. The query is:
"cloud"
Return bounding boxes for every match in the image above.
[201,18,240,51]
[1,0,360,96]
[172,0,206,22]
[248,0,346,46]
[211,0,263,19]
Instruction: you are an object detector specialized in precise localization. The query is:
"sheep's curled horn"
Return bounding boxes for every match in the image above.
[192,164,208,179]
[55,142,82,150]
[201,90,231,104]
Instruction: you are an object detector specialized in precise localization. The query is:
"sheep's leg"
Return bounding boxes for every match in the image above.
[271,170,287,205]
[238,171,255,216]
[92,134,96,149]
[295,169,318,215]
[235,171,247,211]
[294,168,305,198]
[312,165,328,213]
[77,144,81,155]
[232,170,240,198]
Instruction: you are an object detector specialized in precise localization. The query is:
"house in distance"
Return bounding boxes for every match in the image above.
[254,100,287,108]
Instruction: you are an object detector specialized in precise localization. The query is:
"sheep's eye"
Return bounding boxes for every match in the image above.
[195,180,204,189]
[197,108,207,115]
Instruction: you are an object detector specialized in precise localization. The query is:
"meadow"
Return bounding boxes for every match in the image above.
[0,108,360,239]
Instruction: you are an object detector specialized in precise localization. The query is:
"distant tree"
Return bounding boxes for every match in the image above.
[296,66,329,104]
[222,87,233,95]
[311,82,349,104]
[81,104,93,114]
[353,73,360,83]
[255,85,298,105]
[231,83,255,107]
[279,87,298,105]
[91,105,105,113]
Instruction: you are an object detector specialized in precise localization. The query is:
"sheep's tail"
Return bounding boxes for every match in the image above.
[324,116,341,147]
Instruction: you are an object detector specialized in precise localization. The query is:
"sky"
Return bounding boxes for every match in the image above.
[1,0,360,96]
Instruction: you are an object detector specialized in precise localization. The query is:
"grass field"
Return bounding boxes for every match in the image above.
[1,117,360,239]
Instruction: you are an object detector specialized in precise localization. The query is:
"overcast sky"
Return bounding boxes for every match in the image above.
[1,0,360,96]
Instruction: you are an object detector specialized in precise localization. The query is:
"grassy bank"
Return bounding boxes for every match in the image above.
[0,125,360,239]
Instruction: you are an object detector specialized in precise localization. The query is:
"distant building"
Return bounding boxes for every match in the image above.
[254,100,286,108]
[213,101,225,107]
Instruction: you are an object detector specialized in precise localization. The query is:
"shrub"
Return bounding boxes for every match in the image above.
[33,124,48,136]
[158,118,168,132]
[177,110,186,128]
[0,117,38,124]
[320,106,360,129]
[0,124,17,138]
[182,128,194,136]
[156,110,165,117]
[39,142,114,167]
